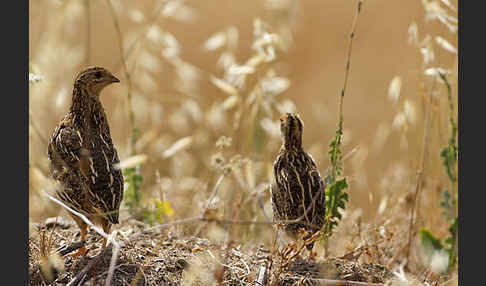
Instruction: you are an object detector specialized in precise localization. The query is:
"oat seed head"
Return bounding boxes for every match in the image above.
[221,95,240,111]
[203,31,227,51]
[116,154,148,170]
[435,36,457,54]
[210,75,239,97]
[403,100,417,125]
[424,67,451,79]
[147,24,163,44]
[163,0,195,22]
[261,76,290,96]
[408,22,419,46]
[388,76,402,103]
[129,9,145,23]
[392,112,406,130]
[162,136,194,159]
[422,0,457,32]
[161,32,181,59]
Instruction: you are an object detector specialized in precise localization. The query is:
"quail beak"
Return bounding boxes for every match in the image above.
[107,75,120,83]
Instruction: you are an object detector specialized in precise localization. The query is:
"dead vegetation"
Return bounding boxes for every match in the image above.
[29,218,407,285]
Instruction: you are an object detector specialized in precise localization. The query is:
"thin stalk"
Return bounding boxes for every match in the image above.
[439,72,458,186]
[439,72,458,271]
[331,0,363,178]
[406,78,436,264]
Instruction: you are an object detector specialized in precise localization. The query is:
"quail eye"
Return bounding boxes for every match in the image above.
[94,71,102,78]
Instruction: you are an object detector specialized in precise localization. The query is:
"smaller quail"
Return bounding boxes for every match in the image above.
[271,113,326,253]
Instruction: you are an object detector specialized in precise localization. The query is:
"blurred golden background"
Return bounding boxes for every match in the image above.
[29,0,457,258]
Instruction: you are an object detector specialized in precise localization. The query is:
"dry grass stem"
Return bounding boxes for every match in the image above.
[406,78,436,265]
[331,0,363,177]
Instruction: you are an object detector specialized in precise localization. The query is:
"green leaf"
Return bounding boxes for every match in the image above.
[440,190,455,220]
[123,165,144,217]
[445,216,458,270]
[420,228,444,252]
[322,177,349,239]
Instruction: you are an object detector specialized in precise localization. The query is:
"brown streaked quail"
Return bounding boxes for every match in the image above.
[47,66,123,257]
[271,113,326,252]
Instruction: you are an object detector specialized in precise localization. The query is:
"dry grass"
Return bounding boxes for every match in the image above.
[29,0,458,285]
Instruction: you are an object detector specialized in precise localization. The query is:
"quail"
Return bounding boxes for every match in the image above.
[271,113,326,252]
[47,66,124,257]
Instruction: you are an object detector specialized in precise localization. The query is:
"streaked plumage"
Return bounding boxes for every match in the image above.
[271,113,326,251]
[47,66,123,256]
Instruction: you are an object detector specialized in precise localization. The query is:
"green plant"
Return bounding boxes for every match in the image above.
[123,128,143,214]
[322,169,349,237]
[124,164,174,226]
[143,199,174,225]
[321,0,362,240]
[122,129,174,226]
[419,71,457,272]
[419,215,457,273]
[439,72,457,183]
[123,165,143,214]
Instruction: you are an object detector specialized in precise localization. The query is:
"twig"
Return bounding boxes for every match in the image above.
[258,192,272,223]
[105,0,136,155]
[343,146,359,161]
[267,223,279,282]
[67,244,113,286]
[255,265,267,286]
[240,256,251,276]
[194,174,227,236]
[258,191,286,246]
[56,240,86,256]
[46,215,58,255]
[203,174,226,213]
[106,240,121,286]
[134,215,327,243]
[330,0,363,178]
[281,231,315,268]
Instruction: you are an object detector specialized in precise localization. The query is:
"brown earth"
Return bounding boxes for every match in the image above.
[29,217,403,286]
